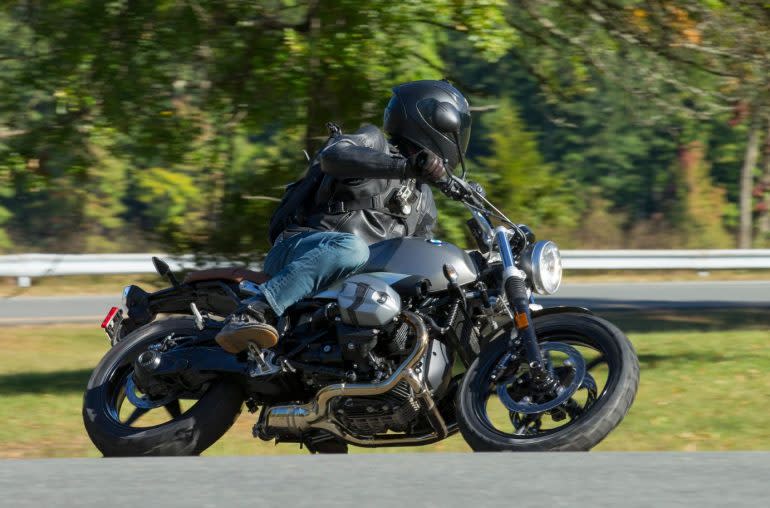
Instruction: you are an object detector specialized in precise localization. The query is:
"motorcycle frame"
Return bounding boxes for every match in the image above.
[111,171,597,447]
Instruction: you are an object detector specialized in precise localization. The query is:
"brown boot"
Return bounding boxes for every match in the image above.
[215,300,278,353]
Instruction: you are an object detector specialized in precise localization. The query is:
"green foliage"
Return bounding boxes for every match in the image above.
[669,141,732,248]
[135,167,205,252]
[475,100,575,230]
[1,1,768,253]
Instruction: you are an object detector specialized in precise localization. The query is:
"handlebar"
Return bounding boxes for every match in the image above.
[438,174,526,240]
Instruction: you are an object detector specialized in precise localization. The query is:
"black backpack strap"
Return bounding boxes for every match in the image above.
[326,194,388,215]
[326,183,419,221]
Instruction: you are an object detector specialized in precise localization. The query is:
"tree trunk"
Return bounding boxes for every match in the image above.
[738,122,760,248]
[304,2,322,155]
[758,119,770,242]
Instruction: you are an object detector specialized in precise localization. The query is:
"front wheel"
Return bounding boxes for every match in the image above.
[83,317,244,456]
[456,312,639,451]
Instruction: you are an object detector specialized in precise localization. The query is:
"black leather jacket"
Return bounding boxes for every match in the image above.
[293,124,438,245]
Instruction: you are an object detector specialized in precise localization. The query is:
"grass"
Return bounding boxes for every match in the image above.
[0,274,166,298]
[0,309,768,458]
[2,269,770,298]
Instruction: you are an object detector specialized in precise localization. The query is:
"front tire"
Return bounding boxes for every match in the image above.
[456,312,639,451]
[83,317,244,456]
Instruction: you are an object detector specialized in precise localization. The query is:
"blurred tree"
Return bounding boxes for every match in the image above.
[0,0,515,254]
[670,141,732,248]
[502,1,770,247]
[758,124,770,246]
[433,99,575,247]
[475,99,575,230]
[3,0,770,254]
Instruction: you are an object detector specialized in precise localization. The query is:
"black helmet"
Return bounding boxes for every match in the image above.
[383,80,471,171]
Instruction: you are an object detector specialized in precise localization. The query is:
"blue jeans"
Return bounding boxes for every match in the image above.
[258,231,370,315]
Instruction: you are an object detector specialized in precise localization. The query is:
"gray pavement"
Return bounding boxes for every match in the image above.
[0,281,767,325]
[0,453,767,508]
[539,280,770,309]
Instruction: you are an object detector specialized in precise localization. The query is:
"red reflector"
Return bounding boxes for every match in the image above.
[101,307,119,328]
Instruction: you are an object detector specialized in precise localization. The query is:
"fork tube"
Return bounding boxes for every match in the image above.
[495,228,545,367]
[496,229,515,268]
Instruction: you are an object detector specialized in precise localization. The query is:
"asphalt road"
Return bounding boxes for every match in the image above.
[0,281,767,325]
[538,280,770,309]
[0,453,766,508]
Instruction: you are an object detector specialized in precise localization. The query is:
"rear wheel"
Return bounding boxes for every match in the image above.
[456,312,639,451]
[83,317,244,456]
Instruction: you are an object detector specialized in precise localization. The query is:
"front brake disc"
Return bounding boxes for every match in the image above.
[496,342,586,415]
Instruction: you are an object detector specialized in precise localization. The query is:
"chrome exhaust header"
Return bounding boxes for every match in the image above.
[258,311,448,445]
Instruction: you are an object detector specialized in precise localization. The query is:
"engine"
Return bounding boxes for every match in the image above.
[332,381,420,434]
[258,310,451,444]
[283,275,452,436]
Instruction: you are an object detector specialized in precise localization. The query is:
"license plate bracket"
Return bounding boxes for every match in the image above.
[101,306,124,344]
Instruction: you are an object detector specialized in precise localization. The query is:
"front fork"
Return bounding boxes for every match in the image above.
[494,229,557,390]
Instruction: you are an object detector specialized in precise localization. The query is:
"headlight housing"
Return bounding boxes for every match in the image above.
[523,240,562,295]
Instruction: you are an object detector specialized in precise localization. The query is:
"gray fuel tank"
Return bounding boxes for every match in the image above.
[361,238,478,293]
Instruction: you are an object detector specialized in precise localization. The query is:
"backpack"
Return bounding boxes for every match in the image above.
[267,123,342,245]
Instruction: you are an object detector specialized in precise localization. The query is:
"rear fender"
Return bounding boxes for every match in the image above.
[118,280,241,341]
[147,280,241,317]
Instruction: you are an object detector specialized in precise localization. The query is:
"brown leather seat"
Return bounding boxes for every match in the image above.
[183,267,270,285]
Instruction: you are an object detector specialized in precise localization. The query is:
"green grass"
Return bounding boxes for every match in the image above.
[0,309,768,458]
[0,274,167,298]
[2,269,770,297]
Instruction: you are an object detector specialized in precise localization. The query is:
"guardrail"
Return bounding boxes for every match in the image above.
[1,250,769,286]
[561,249,770,270]
[0,254,208,287]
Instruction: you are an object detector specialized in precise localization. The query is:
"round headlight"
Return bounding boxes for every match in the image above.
[528,240,562,295]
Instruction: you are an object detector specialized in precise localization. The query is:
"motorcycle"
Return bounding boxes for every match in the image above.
[83,126,639,455]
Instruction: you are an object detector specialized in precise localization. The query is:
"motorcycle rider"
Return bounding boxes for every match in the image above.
[215,79,472,354]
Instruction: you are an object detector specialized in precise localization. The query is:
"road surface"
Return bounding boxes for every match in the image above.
[0,453,766,508]
[0,281,768,325]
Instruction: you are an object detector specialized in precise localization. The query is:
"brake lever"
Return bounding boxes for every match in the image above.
[439,174,474,202]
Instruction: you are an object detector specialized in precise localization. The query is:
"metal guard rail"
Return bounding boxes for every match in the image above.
[1,250,769,286]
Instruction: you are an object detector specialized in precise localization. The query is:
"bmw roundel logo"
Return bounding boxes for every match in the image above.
[427,239,443,245]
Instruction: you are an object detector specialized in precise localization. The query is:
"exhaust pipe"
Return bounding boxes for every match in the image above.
[259,311,446,443]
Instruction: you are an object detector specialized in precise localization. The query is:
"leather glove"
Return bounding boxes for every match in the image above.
[406,150,446,182]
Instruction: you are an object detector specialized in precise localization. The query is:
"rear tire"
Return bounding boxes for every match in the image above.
[456,312,639,452]
[83,317,244,456]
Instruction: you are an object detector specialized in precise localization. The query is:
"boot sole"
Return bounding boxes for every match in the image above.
[215,323,279,353]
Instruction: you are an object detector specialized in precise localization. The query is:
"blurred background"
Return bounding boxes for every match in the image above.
[2,1,770,255]
[0,1,768,458]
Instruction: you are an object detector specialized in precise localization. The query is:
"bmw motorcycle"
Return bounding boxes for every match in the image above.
[83,166,639,455]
